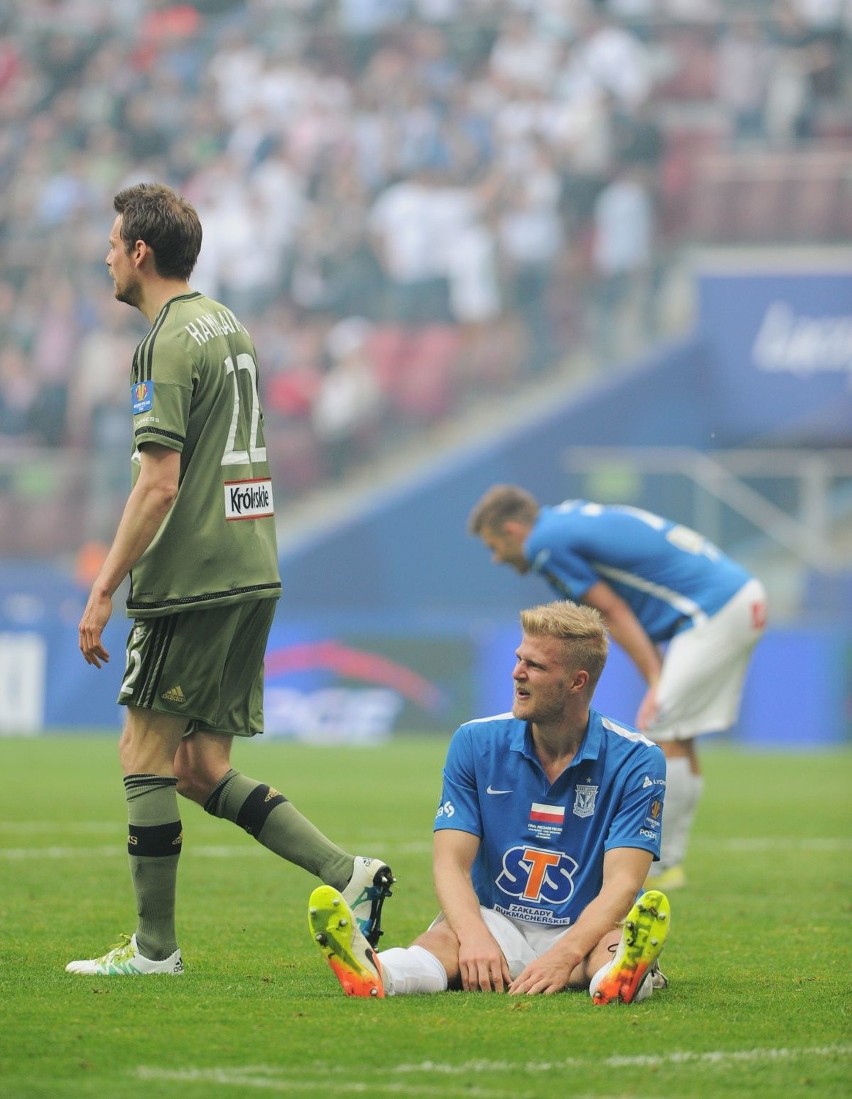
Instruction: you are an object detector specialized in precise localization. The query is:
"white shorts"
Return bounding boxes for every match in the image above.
[430,907,568,982]
[649,577,767,742]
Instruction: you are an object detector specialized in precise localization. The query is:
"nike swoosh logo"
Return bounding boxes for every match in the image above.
[486,785,513,795]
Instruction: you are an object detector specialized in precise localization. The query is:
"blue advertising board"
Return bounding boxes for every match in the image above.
[697,264,852,444]
[0,563,847,747]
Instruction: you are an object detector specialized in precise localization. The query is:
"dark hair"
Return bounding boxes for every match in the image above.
[468,484,540,535]
[113,183,202,280]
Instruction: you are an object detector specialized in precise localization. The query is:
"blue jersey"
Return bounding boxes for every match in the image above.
[525,501,751,642]
[433,709,666,928]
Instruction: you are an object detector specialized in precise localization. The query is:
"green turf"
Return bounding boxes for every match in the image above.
[0,735,849,1098]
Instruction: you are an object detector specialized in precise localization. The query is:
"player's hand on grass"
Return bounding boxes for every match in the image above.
[457,931,512,992]
[79,590,113,667]
[508,954,576,996]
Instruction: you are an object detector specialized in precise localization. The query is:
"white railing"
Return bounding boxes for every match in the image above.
[561,447,852,572]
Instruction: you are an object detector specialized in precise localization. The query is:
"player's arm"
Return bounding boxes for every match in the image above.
[509,846,652,995]
[432,828,512,992]
[580,579,663,728]
[581,580,662,685]
[79,443,180,667]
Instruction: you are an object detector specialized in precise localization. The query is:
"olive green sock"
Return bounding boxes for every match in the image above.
[204,768,352,888]
[124,774,182,961]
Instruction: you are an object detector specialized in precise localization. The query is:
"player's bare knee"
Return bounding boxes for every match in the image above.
[173,763,211,805]
[659,739,689,759]
[412,921,461,982]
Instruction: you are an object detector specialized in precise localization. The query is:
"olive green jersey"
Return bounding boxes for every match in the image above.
[127,291,281,618]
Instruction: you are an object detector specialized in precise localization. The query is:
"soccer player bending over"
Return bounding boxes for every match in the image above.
[66,183,392,977]
[309,601,670,1004]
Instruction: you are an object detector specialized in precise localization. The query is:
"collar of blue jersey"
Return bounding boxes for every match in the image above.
[511,710,603,768]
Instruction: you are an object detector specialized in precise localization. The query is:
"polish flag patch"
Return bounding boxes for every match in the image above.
[529,803,565,825]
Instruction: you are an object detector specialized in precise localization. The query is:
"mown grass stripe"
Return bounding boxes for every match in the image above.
[135,1044,852,1092]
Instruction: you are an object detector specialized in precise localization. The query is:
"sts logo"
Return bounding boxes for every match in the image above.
[496,845,578,903]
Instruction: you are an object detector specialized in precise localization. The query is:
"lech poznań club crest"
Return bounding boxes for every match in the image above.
[573,784,599,819]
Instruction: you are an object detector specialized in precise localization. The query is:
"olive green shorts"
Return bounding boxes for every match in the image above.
[117,598,278,736]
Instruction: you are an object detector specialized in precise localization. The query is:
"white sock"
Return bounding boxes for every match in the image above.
[378,945,448,996]
[659,757,704,870]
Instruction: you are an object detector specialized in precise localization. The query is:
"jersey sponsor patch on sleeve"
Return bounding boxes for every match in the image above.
[132,381,154,414]
[224,478,274,520]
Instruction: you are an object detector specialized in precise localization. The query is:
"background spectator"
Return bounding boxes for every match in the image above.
[0,0,848,555]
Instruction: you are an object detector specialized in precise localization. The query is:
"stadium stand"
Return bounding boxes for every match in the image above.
[0,0,850,558]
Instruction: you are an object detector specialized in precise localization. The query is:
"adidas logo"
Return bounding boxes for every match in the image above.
[162,685,186,703]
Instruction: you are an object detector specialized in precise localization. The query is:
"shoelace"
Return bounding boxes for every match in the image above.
[101,934,135,962]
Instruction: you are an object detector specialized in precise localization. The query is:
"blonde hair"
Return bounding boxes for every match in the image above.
[520,601,609,690]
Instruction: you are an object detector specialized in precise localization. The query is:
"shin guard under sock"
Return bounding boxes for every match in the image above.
[125,774,181,960]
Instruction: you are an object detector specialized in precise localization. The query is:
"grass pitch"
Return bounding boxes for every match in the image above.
[0,734,849,1098]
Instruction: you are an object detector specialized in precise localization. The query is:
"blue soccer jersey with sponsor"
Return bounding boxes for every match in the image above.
[525,501,751,642]
[433,709,666,928]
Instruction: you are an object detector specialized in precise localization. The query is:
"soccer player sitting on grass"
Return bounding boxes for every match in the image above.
[309,601,671,1003]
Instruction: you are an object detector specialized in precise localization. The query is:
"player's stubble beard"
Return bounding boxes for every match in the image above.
[114,280,141,309]
[112,264,143,310]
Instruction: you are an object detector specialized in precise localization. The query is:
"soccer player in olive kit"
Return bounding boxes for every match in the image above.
[67,183,393,976]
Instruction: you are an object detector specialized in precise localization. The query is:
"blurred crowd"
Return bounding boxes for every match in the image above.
[0,0,849,504]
